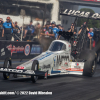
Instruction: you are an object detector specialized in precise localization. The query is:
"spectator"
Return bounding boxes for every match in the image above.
[67,23,75,33]
[35,23,41,39]
[72,28,77,47]
[13,21,21,41]
[41,21,54,38]
[2,17,14,40]
[61,26,64,31]
[78,25,83,35]
[13,21,20,34]
[88,28,94,40]
[57,24,63,31]
[23,21,35,41]
[20,26,22,35]
[57,24,64,40]
[87,28,94,49]
[51,21,59,40]
[0,18,3,38]
[71,23,75,32]
[40,21,55,52]
[83,22,89,32]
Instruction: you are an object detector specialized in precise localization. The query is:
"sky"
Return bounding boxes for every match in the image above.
[78,6,100,13]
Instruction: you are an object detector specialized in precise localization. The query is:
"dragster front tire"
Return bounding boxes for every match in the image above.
[31,60,39,83]
[3,57,12,80]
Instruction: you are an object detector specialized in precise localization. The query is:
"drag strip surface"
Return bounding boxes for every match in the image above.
[0,61,100,100]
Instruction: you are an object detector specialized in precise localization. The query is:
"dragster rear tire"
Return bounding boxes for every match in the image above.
[31,60,39,83]
[79,50,97,77]
[3,57,12,80]
[83,58,97,77]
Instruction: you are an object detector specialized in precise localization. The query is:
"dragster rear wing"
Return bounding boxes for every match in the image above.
[60,9,100,20]
[0,67,46,76]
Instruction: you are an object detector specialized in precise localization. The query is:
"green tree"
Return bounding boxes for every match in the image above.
[77,8,100,28]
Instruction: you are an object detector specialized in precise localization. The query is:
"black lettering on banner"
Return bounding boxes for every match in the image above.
[70,10,76,15]
[61,9,100,19]
[73,10,80,16]
[85,12,90,17]
[62,9,90,18]
[91,13,100,19]
[63,9,68,14]
[67,10,72,15]
[79,11,85,17]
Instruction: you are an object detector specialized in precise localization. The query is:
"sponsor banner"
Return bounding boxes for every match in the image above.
[30,45,42,54]
[60,9,100,20]
[0,41,42,60]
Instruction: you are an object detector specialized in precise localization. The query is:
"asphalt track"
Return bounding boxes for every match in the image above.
[0,60,100,100]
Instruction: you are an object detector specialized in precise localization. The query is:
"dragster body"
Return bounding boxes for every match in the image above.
[16,40,85,76]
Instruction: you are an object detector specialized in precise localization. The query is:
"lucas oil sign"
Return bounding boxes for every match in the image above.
[60,9,100,20]
[0,41,42,60]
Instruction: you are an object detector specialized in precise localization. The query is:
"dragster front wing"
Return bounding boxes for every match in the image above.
[0,67,46,77]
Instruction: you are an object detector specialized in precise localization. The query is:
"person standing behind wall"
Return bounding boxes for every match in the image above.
[13,21,20,35]
[57,24,64,40]
[2,17,14,40]
[35,23,41,39]
[23,21,35,41]
[88,28,94,49]
[51,21,59,40]
[40,21,55,51]
[13,21,21,41]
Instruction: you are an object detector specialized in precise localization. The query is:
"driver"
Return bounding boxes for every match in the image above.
[57,44,61,51]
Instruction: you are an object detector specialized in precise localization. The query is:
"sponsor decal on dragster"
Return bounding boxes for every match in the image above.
[0,68,35,74]
[37,52,53,60]
[56,55,69,66]
[53,56,56,67]
[40,64,51,69]
[51,68,61,74]
[20,52,54,66]
[57,62,83,72]
[68,68,83,71]
[57,68,83,72]
[6,44,30,56]
[64,62,68,66]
